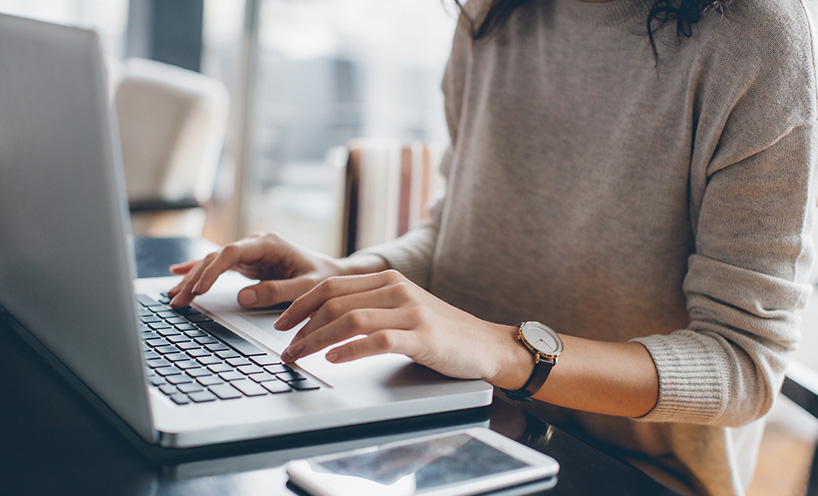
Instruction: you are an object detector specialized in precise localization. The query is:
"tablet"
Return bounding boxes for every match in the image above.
[285,427,559,496]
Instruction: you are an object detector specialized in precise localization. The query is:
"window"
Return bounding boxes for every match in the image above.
[202,0,457,254]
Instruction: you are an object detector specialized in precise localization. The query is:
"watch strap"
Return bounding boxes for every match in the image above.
[501,356,556,402]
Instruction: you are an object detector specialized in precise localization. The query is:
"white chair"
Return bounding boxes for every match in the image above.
[113,58,229,237]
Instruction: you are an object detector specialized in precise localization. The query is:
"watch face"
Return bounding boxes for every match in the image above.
[521,322,563,357]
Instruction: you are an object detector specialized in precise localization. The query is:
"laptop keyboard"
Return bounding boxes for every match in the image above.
[137,294,320,406]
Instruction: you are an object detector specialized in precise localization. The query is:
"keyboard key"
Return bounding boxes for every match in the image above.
[219,371,245,382]
[176,342,201,351]
[169,394,190,405]
[146,358,171,369]
[165,317,186,325]
[136,294,161,307]
[156,328,181,337]
[251,355,283,367]
[175,360,200,370]
[155,346,178,355]
[263,364,290,375]
[208,364,232,374]
[147,376,166,387]
[262,381,292,394]
[198,376,224,387]
[174,307,201,316]
[226,358,252,367]
[195,336,219,345]
[209,385,242,400]
[290,379,321,391]
[159,385,178,396]
[146,338,169,348]
[186,348,210,357]
[176,323,199,332]
[205,343,230,352]
[156,311,177,319]
[189,391,217,403]
[197,321,267,356]
[168,335,191,343]
[183,329,207,338]
[167,375,193,385]
[188,314,213,323]
[197,356,222,366]
[250,372,279,383]
[276,370,306,382]
[237,364,264,375]
[232,380,268,397]
[148,322,172,330]
[165,353,189,362]
[177,383,204,394]
[216,350,241,360]
[156,368,182,377]
[187,368,212,378]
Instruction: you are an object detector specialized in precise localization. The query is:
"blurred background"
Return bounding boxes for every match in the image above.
[0,0,456,255]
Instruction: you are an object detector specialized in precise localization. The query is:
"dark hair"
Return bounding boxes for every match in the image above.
[453,0,733,56]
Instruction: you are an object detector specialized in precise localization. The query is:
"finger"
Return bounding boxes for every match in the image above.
[326,329,420,363]
[237,276,317,308]
[276,270,402,330]
[167,259,206,299]
[286,285,408,342]
[281,308,413,362]
[169,259,199,276]
[169,251,220,307]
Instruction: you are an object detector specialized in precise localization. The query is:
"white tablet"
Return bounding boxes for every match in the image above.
[285,427,559,496]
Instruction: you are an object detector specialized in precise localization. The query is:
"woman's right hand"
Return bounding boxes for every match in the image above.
[166,232,385,309]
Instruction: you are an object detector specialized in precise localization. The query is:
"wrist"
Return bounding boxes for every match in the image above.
[486,324,536,391]
[335,253,389,277]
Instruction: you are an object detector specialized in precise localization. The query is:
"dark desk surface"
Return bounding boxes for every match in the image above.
[0,237,677,495]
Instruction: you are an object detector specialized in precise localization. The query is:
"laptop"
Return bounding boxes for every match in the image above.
[0,14,493,450]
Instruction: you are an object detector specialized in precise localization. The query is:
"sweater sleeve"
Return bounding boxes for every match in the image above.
[633,7,818,425]
[634,125,817,425]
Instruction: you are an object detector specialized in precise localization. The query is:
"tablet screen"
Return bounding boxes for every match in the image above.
[312,432,532,493]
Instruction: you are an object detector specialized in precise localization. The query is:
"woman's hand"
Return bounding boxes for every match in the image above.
[167,232,386,309]
[274,269,533,388]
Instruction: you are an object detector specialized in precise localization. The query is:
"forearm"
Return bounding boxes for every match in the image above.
[490,327,659,418]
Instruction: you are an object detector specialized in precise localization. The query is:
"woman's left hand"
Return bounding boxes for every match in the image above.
[274,270,530,387]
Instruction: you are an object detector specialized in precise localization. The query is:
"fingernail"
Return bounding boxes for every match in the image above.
[325,350,340,363]
[238,289,257,306]
[282,342,303,362]
[274,314,290,330]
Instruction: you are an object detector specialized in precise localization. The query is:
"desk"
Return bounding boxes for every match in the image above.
[0,237,677,495]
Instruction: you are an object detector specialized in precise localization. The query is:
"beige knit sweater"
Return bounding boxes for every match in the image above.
[362,0,818,494]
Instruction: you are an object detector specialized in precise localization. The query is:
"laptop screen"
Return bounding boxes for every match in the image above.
[0,15,155,443]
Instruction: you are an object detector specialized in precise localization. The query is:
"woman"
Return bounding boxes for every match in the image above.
[169,1,817,494]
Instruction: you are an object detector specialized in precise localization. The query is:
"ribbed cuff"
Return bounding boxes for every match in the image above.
[631,330,728,424]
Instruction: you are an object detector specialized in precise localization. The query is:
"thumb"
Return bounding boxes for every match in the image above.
[237,276,318,308]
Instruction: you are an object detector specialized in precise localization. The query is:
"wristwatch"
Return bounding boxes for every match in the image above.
[502,321,563,402]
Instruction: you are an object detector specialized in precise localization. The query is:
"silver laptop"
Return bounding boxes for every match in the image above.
[0,14,492,449]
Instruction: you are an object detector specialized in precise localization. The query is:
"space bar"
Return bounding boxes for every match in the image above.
[197,321,267,356]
